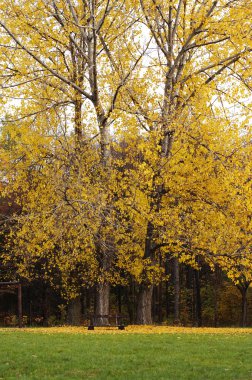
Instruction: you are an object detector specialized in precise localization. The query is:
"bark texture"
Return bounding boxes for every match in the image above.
[136,285,153,324]
[67,296,82,325]
[237,283,250,327]
[241,289,248,327]
[194,269,202,327]
[173,257,180,324]
[95,282,110,325]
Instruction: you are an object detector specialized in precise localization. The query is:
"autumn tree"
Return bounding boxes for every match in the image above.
[1,0,252,325]
[112,0,252,323]
[0,0,149,323]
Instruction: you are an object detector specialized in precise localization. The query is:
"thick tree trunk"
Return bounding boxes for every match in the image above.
[67,295,82,325]
[136,285,153,324]
[95,283,110,326]
[135,216,157,325]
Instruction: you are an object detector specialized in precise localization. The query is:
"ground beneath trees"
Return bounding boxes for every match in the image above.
[1,325,252,334]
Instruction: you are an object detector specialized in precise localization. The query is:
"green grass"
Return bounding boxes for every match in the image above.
[0,330,252,379]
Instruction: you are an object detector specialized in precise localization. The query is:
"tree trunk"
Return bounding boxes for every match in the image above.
[95,283,110,326]
[136,285,153,324]
[42,286,50,326]
[158,281,163,323]
[165,258,170,320]
[194,269,202,327]
[236,281,250,327]
[213,265,220,327]
[67,295,82,326]
[74,95,82,143]
[117,286,122,314]
[173,257,180,324]
[238,285,249,327]
[125,283,134,324]
[241,289,248,327]
[241,289,247,327]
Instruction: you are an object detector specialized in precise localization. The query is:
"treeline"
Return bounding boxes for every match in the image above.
[0,0,252,326]
[1,262,252,327]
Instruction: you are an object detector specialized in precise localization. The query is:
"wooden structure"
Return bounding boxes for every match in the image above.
[88,314,126,330]
[0,281,22,328]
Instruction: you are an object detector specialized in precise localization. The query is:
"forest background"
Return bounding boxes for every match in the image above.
[0,0,252,327]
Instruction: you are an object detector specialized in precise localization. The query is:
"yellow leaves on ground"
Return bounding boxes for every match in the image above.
[1,326,252,335]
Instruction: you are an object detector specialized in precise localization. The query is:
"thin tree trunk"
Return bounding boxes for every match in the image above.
[237,284,249,327]
[236,280,250,327]
[117,286,122,314]
[158,281,163,323]
[74,96,82,142]
[214,264,220,327]
[136,285,153,324]
[194,269,202,327]
[152,285,157,322]
[165,258,170,319]
[42,286,50,326]
[125,283,134,324]
[241,289,247,327]
[173,257,180,324]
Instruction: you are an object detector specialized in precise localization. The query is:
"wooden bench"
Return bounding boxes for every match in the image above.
[88,314,126,330]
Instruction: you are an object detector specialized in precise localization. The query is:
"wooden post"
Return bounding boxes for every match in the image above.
[18,283,22,328]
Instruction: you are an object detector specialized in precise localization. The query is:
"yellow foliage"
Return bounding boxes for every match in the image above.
[0,0,252,299]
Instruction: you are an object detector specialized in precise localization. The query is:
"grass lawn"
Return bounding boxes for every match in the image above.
[0,326,252,380]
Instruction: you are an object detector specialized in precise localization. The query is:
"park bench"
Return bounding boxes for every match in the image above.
[88,314,126,330]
